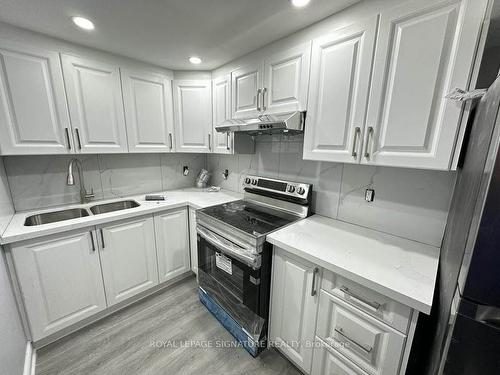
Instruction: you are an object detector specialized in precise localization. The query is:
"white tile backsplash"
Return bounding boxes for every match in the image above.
[207,136,456,247]
[4,153,207,211]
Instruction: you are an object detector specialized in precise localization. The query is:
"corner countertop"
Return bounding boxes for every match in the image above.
[266,215,439,314]
[1,188,241,245]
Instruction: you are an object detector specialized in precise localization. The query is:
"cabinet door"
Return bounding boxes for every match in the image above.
[11,229,106,340]
[0,41,73,154]
[154,208,191,283]
[212,74,232,154]
[303,17,377,163]
[263,42,311,114]
[363,0,486,170]
[189,207,199,275]
[172,80,212,152]
[121,68,175,152]
[99,216,158,305]
[269,247,320,374]
[312,341,370,375]
[231,62,263,119]
[61,54,128,153]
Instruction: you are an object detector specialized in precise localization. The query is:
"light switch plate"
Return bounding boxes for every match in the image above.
[365,189,375,202]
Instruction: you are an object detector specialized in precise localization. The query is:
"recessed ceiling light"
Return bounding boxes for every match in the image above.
[189,56,202,65]
[291,0,311,8]
[71,16,95,31]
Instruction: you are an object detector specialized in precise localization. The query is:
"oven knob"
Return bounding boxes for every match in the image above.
[251,179,258,185]
[287,185,296,193]
[244,177,251,184]
[297,187,306,195]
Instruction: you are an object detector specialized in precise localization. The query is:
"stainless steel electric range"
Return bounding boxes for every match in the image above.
[196,175,312,356]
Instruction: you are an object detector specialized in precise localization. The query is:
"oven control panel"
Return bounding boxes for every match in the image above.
[242,175,311,200]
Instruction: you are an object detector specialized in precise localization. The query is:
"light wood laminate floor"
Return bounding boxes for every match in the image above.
[36,276,302,375]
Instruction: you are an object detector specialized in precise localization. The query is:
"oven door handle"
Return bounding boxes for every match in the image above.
[197,225,261,268]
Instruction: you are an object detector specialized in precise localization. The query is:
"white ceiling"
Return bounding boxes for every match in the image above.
[0,0,359,70]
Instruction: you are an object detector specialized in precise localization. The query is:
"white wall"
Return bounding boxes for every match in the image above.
[0,156,27,375]
[3,153,206,212]
[208,135,456,247]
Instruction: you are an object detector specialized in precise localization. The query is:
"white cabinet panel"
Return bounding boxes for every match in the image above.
[11,229,106,340]
[231,63,262,119]
[121,69,175,152]
[316,290,405,375]
[61,54,128,153]
[303,17,377,163]
[154,208,191,282]
[312,341,370,375]
[173,80,212,152]
[364,0,486,170]
[188,208,198,275]
[99,216,158,305]
[269,247,320,374]
[212,74,232,154]
[0,42,73,154]
[263,42,311,114]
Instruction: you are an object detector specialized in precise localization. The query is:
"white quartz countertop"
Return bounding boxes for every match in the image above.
[1,188,241,245]
[267,215,439,314]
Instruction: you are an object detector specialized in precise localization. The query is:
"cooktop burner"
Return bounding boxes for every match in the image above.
[198,200,297,237]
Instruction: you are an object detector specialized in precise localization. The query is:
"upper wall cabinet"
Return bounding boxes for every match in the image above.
[263,42,312,114]
[121,68,175,153]
[303,17,377,164]
[61,54,129,153]
[0,41,73,155]
[173,79,212,153]
[231,42,311,119]
[212,74,232,154]
[362,0,485,170]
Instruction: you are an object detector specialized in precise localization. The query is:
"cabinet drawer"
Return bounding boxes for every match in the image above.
[312,338,370,375]
[316,290,406,375]
[322,270,411,333]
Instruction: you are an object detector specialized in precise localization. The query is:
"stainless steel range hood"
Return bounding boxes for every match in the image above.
[215,111,305,135]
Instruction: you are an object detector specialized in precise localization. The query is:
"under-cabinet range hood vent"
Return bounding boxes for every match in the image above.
[216,111,305,135]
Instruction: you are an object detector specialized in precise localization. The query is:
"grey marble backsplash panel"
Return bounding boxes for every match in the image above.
[208,134,456,247]
[0,157,15,233]
[4,153,206,212]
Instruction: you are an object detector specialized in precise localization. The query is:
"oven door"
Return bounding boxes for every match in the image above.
[197,225,266,341]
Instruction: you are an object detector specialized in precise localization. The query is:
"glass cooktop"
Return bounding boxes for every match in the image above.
[198,200,298,237]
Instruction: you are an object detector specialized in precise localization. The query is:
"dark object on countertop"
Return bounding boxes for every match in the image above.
[145,195,165,201]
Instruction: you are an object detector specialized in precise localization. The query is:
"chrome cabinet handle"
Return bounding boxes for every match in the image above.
[311,267,319,296]
[89,231,96,251]
[351,127,361,158]
[100,229,105,249]
[256,88,262,111]
[169,133,173,150]
[364,126,374,159]
[261,87,267,111]
[334,327,373,353]
[75,128,82,150]
[340,285,381,312]
[226,132,230,151]
[208,133,211,151]
[65,128,72,150]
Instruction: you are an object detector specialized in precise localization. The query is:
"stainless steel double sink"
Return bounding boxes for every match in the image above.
[24,200,140,226]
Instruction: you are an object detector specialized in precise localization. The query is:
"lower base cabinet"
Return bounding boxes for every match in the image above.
[312,340,370,375]
[155,207,190,282]
[188,207,198,275]
[10,229,107,341]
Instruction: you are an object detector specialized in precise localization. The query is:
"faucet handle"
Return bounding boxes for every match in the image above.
[85,187,95,201]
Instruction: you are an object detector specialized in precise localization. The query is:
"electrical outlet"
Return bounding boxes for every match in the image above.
[183,166,189,176]
[365,189,375,202]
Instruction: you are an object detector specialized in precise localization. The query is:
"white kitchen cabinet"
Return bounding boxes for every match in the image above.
[189,207,199,275]
[212,74,232,154]
[154,208,191,282]
[231,62,263,119]
[172,79,212,153]
[121,68,175,152]
[363,0,486,170]
[61,54,128,153]
[269,247,321,374]
[0,41,74,155]
[303,17,377,164]
[312,342,370,375]
[10,229,106,341]
[98,216,159,305]
[263,42,311,114]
